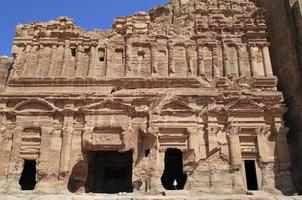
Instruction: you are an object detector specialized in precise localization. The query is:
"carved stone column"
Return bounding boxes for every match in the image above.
[249,45,258,77]
[227,126,246,193]
[23,45,39,77]
[187,127,197,150]
[227,126,242,168]
[168,42,175,75]
[186,44,194,76]
[36,127,53,191]
[59,111,74,180]
[87,46,97,78]
[261,44,274,77]
[150,43,157,75]
[36,44,53,77]
[197,46,205,76]
[124,44,130,77]
[256,126,270,163]
[75,46,82,78]
[54,45,65,77]
[11,46,25,78]
[7,126,23,192]
[222,43,230,76]
[47,45,57,77]
[21,45,32,77]
[190,125,206,161]
[0,122,13,192]
[148,126,165,193]
[61,43,71,77]
[30,45,40,77]
[235,44,241,77]
[40,127,52,160]
[237,44,252,77]
[212,45,220,77]
[207,126,220,153]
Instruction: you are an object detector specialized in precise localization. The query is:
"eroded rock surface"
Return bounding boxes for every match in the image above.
[0,56,12,91]
[0,0,296,197]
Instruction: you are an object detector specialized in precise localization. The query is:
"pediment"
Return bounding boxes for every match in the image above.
[81,100,135,113]
[152,98,199,116]
[14,99,55,112]
[195,148,229,171]
[162,99,194,111]
[225,99,264,111]
[206,148,229,164]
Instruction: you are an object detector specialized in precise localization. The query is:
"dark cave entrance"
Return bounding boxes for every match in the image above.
[19,160,37,190]
[244,160,258,190]
[86,151,133,194]
[161,148,187,190]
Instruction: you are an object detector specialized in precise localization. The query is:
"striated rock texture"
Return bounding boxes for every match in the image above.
[0,0,296,197]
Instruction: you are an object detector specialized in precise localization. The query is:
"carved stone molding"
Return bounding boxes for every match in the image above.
[82,126,125,151]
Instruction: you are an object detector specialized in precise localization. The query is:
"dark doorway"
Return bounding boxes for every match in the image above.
[244,160,258,190]
[161,148,187,190]
[85,151,133,193]
[19,160,37,190]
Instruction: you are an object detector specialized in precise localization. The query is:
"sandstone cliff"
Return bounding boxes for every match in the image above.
[255,0,302,193]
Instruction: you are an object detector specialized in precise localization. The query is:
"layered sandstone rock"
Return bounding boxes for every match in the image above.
[0,56,12,91]
[0,0,296,197]
[253,0,302,193]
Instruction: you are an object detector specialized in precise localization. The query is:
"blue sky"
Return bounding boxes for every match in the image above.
[0,0,169,56]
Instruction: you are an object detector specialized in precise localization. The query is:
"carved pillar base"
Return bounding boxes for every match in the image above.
[261,163,282,194]
[0,176,8,193]
[6,175,22,193]
[231,170,246,194]
[184,171,210,193]
[150,152,165,194]
[149,172,165,194]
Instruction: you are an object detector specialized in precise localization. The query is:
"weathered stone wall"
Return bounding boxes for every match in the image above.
[0,56,12,91]
[255,0,302,193]
[0,0,296,196]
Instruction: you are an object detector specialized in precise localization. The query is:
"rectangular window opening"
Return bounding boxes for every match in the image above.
[98,48,105,62]
[71,48,76,57]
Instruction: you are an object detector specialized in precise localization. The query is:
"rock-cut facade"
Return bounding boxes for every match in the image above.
[0,0,296,195]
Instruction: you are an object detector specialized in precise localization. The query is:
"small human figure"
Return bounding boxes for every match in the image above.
[173,179,178,190]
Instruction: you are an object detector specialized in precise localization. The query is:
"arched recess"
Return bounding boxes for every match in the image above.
[14,99,55,112]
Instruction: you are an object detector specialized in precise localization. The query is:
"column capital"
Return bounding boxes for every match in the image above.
[255,125,271,136]
[187,127,197,134]
[247,41,269,48]
[148,126,160,136]
[207,126,222,135]
[226,125,240,136]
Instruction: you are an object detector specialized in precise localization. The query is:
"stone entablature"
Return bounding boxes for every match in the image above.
[0,89,293,193]
[8,0,275,90]
[0,0,295,196]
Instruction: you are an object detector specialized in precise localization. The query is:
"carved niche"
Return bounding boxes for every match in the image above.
[158,128,189,151]
[20,127,41,160]
[239,128,259,155]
